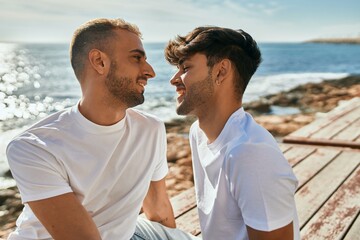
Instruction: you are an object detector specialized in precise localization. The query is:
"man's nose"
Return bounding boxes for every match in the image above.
[144,61,156,78]
[170,71,181,85]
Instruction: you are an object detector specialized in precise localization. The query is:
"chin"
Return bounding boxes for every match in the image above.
[176,105,192,116]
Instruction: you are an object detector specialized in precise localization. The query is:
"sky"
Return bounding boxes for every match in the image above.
[0,0,359,43]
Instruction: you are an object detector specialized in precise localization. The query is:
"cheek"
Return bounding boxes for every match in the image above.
[181,73,192,85]
[182,71,206,86]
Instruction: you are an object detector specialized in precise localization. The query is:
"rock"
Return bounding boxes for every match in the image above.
[0,189,17,205]
[165,178,177,188]
[0,187,23,239]
[175,149,190,160]
[255,115,286,125]
[166,133,190,162]
[165,116,196,134]
[255,113,315,136]
[4,170,13,178]
[174,180,194,191]
[293,115,314,124]
[176,157,192,167]
[244,99,271,113]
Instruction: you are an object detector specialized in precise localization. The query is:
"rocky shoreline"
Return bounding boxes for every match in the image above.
[306,37,360,45]
[1,75,359,238]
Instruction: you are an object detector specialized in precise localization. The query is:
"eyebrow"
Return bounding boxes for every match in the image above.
[179,57,189,65]
[130,49,146,59]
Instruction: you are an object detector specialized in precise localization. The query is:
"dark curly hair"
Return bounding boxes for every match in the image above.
[165,26,262,99]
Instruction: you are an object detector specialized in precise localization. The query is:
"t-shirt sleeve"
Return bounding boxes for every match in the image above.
[226,143,298,231]
[6,137,72,203]
[151,123,168,181]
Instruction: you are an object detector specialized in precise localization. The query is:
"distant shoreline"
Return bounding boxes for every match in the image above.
[305,37,360,45]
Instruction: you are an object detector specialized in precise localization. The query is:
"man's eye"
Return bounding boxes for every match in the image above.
[183,66,189,72]
[133,55,142,61]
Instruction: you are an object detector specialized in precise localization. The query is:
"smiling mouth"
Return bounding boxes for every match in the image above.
[138,78,147,88]
[177,88,185,96]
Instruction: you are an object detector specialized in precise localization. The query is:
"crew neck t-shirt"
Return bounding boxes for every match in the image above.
[7,104,168,240]
[190,107,300,240]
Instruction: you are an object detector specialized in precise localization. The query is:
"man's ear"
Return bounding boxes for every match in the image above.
[215,59,232,84]
[88,49,109,75]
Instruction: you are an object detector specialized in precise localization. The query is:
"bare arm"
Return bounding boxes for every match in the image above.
[142,178,176,228]
[247,222,294,240]
[28,192,101,240]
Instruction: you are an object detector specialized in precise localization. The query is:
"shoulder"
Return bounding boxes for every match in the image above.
[224,141,297,193]
[25,108,72,132]
[126,109,165,128]
[228,142,282,158]
[224,142,287,173]
[7,109,71,153]
[6,130,54,168]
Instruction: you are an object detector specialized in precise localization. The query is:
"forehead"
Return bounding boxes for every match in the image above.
[113,29,144,52]
[182,53,207,64]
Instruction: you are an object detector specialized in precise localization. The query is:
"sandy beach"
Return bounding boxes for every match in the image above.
[0,75,359,239]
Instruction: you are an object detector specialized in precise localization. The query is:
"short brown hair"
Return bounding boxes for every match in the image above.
[70,18,141,81]
[165,26,261,99]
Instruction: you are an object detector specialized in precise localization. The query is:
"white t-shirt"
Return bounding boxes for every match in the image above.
[190,108,300,240]
[6,104,168,240]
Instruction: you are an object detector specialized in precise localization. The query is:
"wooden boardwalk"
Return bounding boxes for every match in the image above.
[171,143,360,239]
[283,97,360,149]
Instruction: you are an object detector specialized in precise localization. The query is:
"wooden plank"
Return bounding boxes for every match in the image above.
[282,145,316,166]
[285,98,360,139]
[333,118,360,142]
[170,186,196,218]
[283,98,360,148]
[295,150,359,228]
[311,108,360,139]
[175,208,201,236]
[283,136,360,149]
[300,166,360,240]
[343,214,360,240]
[140,187,196,218]
[279,143,292,153]
[293,146,340,189]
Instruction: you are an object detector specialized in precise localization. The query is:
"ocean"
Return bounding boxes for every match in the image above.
[1,42,360,182]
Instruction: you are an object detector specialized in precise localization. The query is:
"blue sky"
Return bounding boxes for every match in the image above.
[1,0,359,43]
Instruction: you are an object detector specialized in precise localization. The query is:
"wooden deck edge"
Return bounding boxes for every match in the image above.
[283,137,360,149]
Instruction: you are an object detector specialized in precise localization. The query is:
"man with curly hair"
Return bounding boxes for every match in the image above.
[166,26,300,240]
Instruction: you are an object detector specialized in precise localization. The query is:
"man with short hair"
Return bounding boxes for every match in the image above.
[7,18,197,240]
[166,26,300,240]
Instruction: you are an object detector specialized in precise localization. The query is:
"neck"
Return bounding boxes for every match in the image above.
[197,100,242,143]
[79,92,127,126]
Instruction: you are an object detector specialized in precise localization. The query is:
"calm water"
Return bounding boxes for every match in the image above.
[0,42,360,178]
